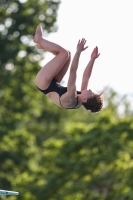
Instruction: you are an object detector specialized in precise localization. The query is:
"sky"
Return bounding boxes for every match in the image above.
[42,0,133,97]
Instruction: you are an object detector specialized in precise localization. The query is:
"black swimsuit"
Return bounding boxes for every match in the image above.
[37,78,81,109]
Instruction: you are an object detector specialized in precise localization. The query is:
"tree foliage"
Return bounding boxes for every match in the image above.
[0,1,133,200]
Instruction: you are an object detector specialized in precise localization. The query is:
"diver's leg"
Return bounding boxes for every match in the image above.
[34,25,70,89]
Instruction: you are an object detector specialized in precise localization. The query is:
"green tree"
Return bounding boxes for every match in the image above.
[0,0,61,130]
[31,109,133,200]
[0,0,62,199]
[103,88,133,118]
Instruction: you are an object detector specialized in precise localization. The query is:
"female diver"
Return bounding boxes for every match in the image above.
[34,25,104,112]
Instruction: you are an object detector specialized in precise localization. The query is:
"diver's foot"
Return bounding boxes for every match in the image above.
[33,25,43,44]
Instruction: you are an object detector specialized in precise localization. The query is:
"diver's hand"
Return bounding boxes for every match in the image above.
[91,46,100,59]
[76,38,88,54]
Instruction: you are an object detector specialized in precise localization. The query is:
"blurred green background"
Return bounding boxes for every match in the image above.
[0,0,133,199]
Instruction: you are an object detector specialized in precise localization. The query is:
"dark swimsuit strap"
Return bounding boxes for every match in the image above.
[59,97,79,109]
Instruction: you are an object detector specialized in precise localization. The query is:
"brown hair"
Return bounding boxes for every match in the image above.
[82,86,108,113]
[82,94,103,112]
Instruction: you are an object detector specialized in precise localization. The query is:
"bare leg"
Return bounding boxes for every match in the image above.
[34,25,70,89]
[34,25,65,55]
[54,52,71,82]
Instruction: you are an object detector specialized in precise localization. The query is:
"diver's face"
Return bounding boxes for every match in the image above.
[81,89,94,102]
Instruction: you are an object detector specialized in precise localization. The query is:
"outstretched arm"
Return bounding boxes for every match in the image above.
[67,38,88,96]
[81,46,100,91]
